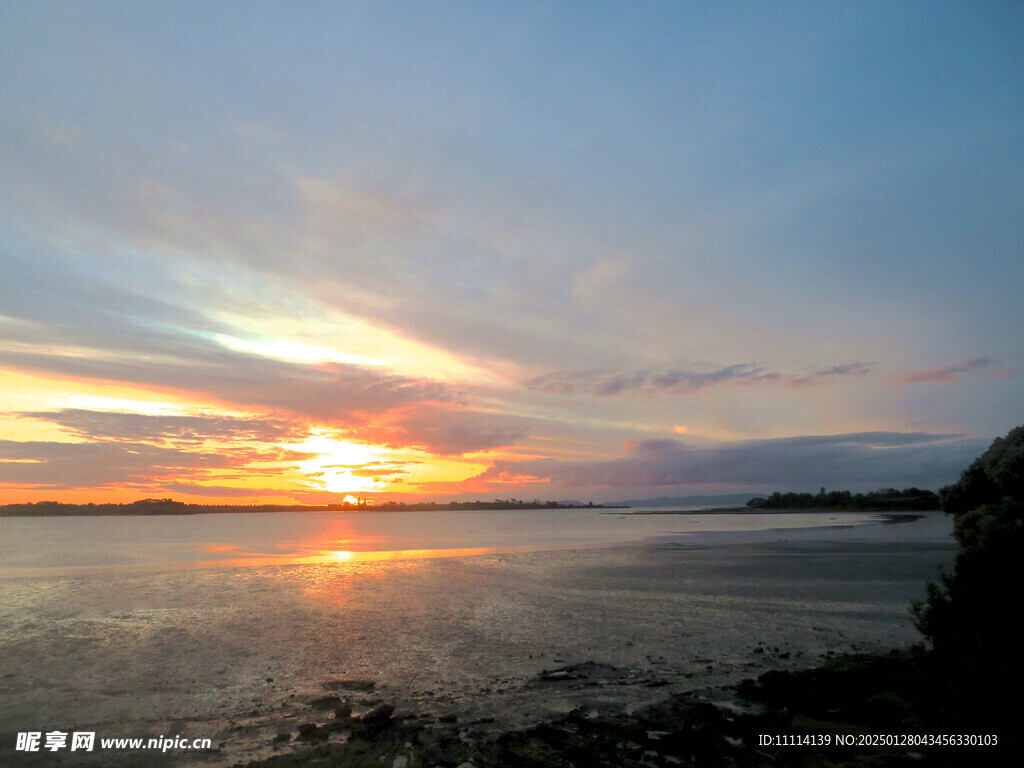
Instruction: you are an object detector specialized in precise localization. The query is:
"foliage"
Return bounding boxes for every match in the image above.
[913,425,1024,734]
[747,486,939,510]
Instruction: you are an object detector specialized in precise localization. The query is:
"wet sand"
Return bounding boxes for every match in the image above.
[0,513,955,766]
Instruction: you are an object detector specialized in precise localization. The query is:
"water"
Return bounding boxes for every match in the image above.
[0,510,956,766]
[0,508,887,574]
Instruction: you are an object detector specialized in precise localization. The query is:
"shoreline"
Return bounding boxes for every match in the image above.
[0,503,624,519]
[0,515,957,766]
[0,511,938,580]
[1,503,939,519]
[228,646,1004,768]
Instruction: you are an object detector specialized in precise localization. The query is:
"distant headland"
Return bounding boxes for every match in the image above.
[745,486,940,511]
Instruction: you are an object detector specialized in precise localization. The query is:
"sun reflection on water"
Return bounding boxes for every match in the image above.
[179,545,500,570]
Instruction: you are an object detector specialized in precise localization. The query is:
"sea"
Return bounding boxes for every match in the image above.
[0,507,896,575]
[0,508,956,766]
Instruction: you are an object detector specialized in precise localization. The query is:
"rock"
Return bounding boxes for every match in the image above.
[536,661,622,683]
[309,694,342,709]
[539,670,570,681]
[334,702,353,718]
[350,703,398,740]
[359,703,396,727]
[417,732,467,765]
[296,722,328,741]
[273,732,291,742]
[439,713,458,723]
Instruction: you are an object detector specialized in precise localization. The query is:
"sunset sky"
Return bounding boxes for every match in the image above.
[1,1,1022,505]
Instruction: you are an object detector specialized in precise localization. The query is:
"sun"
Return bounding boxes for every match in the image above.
[294,433,387,494]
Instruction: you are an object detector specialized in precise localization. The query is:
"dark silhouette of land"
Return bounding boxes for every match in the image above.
[0,497,613,517]
[2,488,945,517]
[747,486,940,511]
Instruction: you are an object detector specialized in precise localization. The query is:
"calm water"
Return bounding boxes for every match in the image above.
[0,508,886,574]
[0,510,955,766]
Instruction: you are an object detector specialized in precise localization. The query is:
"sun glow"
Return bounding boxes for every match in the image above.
[204,298,511,386]
[295,433,388,494]
[210,333,384,366]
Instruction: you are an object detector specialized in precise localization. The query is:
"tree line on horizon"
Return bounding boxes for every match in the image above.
[0,497,603,517]
[746,486,940,511]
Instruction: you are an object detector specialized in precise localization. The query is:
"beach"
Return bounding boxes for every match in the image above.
[0,512,956,766]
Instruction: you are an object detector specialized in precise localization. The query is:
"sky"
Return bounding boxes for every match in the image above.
[1,1,1021,505]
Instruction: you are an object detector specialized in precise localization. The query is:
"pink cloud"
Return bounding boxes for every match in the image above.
[899,357,1014,385]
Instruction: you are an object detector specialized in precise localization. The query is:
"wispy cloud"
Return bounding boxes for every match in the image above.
[0,438,310,491]
[20,409,307,445]
[1,409,318,492]
[0,344,455,425]
[321,460,421,480]
[525,362,875,397]
[898,358,1013,385]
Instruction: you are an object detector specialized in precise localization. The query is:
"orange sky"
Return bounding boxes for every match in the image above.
[2,3,1020,506]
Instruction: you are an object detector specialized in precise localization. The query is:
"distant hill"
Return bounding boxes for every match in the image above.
[611,493,768,508]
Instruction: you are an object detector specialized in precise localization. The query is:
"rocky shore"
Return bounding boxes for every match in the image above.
[231,651,997,768]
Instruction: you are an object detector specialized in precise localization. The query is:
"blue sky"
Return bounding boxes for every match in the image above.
[0,1,1021,503]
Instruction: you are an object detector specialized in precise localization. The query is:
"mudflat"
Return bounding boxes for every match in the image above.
[0,513,955,766]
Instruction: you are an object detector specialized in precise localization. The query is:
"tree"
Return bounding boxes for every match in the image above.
[913,425,1024,732]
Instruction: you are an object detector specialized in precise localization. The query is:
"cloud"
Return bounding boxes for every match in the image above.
[0,344,454,425]
[899,357,1014,385]
[0,439,233,490]
[20,409,307,445]
[353,404,528,456]
[774,362,876,388]
[525,362,875,396]
[321,460,421,480]
[0,410,317,490]
[160,482,298,498]
[464,431,984,493]
[0,122,585,374]
[0,242,457,426]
